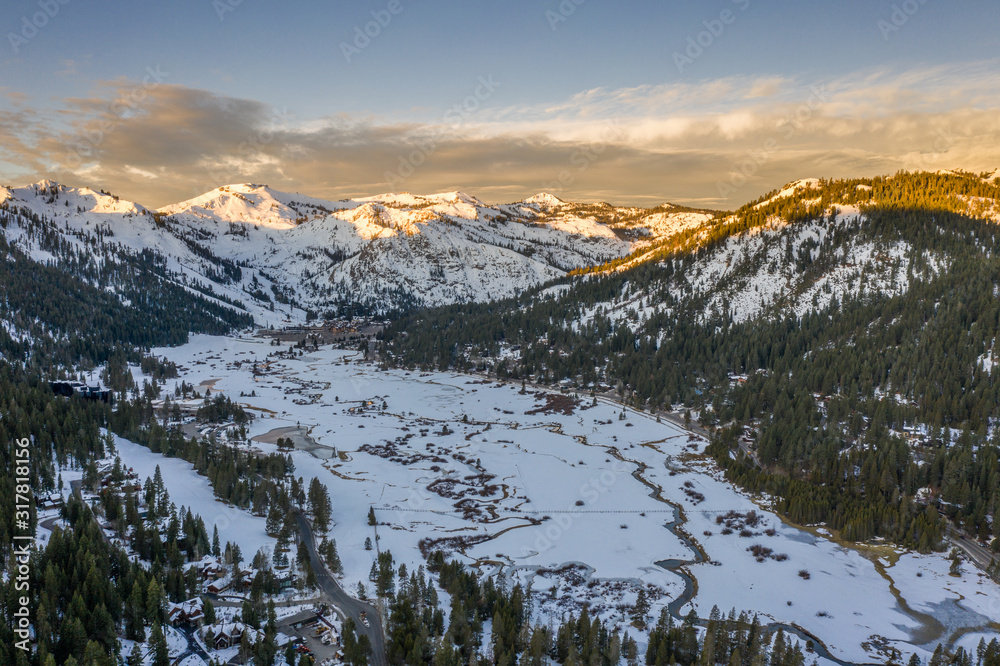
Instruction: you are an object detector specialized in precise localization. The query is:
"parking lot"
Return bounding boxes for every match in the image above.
[278,609,342,663]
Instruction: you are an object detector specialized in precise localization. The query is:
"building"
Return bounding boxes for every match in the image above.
[185,555,226,581]
[49,381,113,403]
[203,621,259,650]
[274,570,296,590]
[206,574,232,595]
[167,598,205,627]
[38,492,64,511]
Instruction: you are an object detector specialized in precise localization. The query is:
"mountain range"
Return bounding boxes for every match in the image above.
[0,180,715,324]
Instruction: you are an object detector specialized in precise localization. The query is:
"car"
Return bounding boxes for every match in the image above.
[359,611,369,627]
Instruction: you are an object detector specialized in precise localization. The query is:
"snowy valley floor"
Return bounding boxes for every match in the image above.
[108,334,1000,664]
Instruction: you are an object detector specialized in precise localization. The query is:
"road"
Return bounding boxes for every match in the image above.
[295,511,387,666]
[947,526,997,573]
[733,437,763,469]
[650,405,712,440]
[175,625,214,665]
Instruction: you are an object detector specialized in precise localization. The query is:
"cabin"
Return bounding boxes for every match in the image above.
[204,621,257,650]
[167,598,205,627]
[38,493,64,511]
[234,568,261,592]
[206,574,232,594]
[186,555,226,581]
[274,570,296,590]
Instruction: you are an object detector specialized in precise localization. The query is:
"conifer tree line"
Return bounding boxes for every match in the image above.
[0,334,328,665]
[358,550,1000,666]
[0,378,334,665]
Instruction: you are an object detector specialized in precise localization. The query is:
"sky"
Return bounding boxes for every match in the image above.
[1,0,999,209]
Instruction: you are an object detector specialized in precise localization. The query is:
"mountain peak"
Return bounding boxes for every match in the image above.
[10,180,149,216]
[219,183,269,194]
[523,193,566,208]
[428,191,484,206]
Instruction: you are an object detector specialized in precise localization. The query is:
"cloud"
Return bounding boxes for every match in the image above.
[1,61,999,209]
[56,58,83,77]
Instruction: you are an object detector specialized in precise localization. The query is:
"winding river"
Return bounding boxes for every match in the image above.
[605,447,871,666]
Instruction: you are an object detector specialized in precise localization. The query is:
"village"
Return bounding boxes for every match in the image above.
[255,318,388,348]
[41,450,348,666]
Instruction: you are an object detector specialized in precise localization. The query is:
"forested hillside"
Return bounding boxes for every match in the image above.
[0,206,253,370]
[381,171,1000,552]
[0,194,263,664]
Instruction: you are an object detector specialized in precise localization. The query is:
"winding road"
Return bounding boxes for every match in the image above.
[294,511,387,666]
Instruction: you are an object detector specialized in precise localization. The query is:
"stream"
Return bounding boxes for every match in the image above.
[617,450,874,666]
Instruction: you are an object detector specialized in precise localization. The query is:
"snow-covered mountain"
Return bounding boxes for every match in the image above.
[489,171,1000,339]
[0,181,715,321]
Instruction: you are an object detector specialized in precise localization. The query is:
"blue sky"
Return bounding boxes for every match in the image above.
[2,0,999,207]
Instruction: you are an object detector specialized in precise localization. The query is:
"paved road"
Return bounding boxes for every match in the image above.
[656,409,710,439]
[734,437,763,469]
[947,527,997,573]
[294,512,387,666]
[175,624,214,665]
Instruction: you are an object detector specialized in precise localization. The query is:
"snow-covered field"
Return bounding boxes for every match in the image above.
[127,334,1000,662]
[110,434,276,562]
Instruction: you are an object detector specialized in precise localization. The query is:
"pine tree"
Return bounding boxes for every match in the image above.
[203,597,216,625]
[145,578,164,625]
[125,584,145,641]
[308,477,332,532]
[266,505,282,536]
[326,538,344,574]
[149,621,170,666]
[632,588,650,627]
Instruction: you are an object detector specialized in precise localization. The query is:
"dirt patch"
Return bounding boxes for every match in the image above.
[360,438,448,466]
[525,392,580,416]
[419,533,492,557]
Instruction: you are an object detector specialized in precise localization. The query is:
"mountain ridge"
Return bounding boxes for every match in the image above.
[0,179,717,323]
